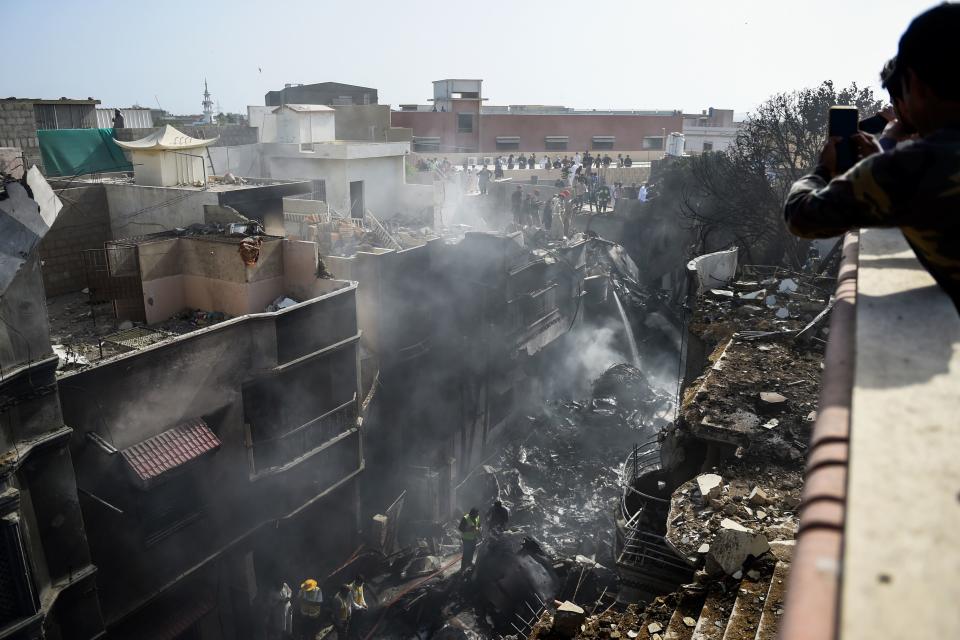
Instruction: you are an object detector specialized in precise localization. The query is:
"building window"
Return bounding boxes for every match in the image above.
[0,514,38,627]
[300,142,315,153]
[413,137,441,153]
[702,141,714,152]
[545,136,568,151]
[33,103,95,130]
[457,113,474,133]
[592,138,615,150]
[642,136,664,150]
[496,137,520,151]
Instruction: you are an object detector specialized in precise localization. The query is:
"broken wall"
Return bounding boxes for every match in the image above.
[38,183,112,296]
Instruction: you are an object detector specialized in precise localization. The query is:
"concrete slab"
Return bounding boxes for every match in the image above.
[840,229,960,639]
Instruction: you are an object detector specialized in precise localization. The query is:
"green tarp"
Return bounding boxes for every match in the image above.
[37,128,132,177]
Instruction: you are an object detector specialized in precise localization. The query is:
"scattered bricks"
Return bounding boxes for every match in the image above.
[552,601,586,637]
[696,473,723,501]
[708,518,770,575]
[758,391,788,413]
[769,540,796,563]
[749,486,770,506]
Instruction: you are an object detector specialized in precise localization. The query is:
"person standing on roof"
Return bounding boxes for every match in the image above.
[511,186,524,225]
[478,165,492,195]
[597,182,611,213]
[459,507,482,569]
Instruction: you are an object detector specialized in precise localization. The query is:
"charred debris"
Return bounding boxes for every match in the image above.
[3,165,837,640]
[290,249,834,640]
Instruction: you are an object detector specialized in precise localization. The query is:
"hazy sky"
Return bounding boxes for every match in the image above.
[6,0,937,116]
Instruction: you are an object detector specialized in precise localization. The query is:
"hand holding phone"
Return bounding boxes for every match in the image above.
[828,106,859,173]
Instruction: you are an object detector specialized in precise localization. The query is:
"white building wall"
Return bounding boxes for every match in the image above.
[263,155,404,216]
[681,126,739,153]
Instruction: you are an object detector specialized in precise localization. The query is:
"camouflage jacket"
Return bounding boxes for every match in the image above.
[784,129,960,306]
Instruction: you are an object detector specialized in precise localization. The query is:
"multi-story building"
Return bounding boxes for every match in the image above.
[0,170,104,639]
[392,79,684,158]
[328,230,588,523]
[56,227,364,638]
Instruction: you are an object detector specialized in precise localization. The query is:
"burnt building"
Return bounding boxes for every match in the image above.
[56,229,364,638]
[331,231,587,524]
[265,82,378,108]
[0,170,104,639]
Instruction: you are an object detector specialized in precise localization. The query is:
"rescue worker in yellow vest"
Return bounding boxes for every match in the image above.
[333,583,353,638]
[458,507,482,570]
[296,579,323,639]
[349,575,368,611]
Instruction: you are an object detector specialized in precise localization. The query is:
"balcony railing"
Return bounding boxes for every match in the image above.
[250,398,358,477]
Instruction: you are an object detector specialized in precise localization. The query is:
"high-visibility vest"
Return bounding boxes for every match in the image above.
[461,514,481,541]
[298,587,323,618]
[334,592,352,622]
[350,582,367,609]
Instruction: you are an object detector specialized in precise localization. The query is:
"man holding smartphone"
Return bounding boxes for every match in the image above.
[783,3,960,311]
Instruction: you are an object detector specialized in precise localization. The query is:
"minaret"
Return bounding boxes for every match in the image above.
[202,79,215,124]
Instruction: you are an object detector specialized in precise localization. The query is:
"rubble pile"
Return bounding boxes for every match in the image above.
[690,266,835,346]
[157,308,231,333]
[679,337,821,460]
[46,292,125,372]
[666,466,801,567]
[481,399,655,558]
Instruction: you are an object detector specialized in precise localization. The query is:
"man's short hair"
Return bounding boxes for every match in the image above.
[880,57,902,100]
[898,3,960,101]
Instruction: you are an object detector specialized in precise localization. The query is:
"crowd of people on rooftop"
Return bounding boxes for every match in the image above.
[414,151,635,174]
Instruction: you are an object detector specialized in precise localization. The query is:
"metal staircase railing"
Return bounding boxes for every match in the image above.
[363,209,403,251]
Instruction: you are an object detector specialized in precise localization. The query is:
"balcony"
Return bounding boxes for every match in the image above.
[781,229,960,639]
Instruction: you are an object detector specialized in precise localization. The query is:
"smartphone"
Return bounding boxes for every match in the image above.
[829,106,859,173]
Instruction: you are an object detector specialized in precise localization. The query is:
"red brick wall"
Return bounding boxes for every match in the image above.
[479,113,683,153]
[391,110,683,153]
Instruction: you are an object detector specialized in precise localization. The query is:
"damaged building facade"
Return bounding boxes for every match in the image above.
[0,170,104,639]
[313,225,589,525]
[57,234,364,637]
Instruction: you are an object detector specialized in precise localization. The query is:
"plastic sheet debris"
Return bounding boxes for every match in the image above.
[687,247,739,291]
[266,296,298,312]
